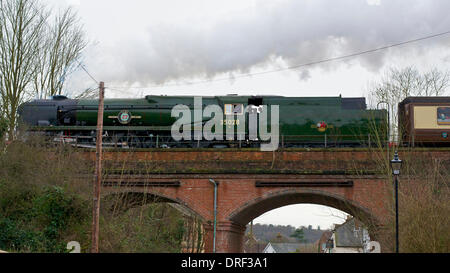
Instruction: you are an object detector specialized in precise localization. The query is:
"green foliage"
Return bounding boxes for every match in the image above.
[247,223,325,244]
[32,186,84,252]
[0,186,86,252]
[290,228,306,243]
[0,217,44,251]
[0,140,192,253]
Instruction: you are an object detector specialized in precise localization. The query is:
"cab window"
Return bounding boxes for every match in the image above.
[224,104,244,115]
[437,107,450,124]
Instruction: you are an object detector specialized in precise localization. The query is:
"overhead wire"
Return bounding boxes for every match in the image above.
[30,2,450,92]
[33,3,100,87]
[107,30,450,91]
[78,62,99,85]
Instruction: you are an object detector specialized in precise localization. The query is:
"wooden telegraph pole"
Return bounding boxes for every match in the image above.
[91,81,105,253]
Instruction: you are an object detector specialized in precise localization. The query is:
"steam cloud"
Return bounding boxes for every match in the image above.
[89,0,450,86]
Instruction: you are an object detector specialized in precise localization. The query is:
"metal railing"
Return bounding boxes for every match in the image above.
[47,133,393,149]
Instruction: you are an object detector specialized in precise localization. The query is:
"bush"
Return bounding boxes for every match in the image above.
[0,139,194,252]
[0,217,43,251]
[0,186,87,252]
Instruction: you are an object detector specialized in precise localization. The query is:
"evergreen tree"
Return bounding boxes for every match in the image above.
[290,228,306,243]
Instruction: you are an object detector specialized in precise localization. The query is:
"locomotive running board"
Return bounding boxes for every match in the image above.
[255,181,353,187]
[102,181,181,187]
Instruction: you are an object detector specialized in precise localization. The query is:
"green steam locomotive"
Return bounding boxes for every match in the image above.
[18,95,388,148]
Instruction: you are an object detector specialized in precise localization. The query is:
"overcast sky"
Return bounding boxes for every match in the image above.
[44,0,450,229]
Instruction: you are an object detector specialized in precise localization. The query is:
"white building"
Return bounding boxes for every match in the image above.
[263,242,303,253]
[325,217,370,253]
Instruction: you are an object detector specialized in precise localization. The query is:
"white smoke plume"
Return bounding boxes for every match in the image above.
[80,0,450,87]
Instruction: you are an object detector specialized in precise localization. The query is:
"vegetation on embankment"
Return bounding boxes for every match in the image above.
[364,66,450,253]
[0,139,192,253]
[374,150,450,253]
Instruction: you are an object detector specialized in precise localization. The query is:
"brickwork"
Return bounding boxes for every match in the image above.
[87,148,450,253]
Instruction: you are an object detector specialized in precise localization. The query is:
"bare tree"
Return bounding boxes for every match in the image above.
[33,7,86,99]
[0,0,47,140]
[368,66,449,141]
[74,86,99,99]
[0,0,86,140]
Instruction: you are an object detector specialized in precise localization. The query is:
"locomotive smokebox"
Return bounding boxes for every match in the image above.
[18,96,77,127]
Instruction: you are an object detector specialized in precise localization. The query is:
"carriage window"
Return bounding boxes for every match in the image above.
[224,104,244,115]
[437,107,450,125]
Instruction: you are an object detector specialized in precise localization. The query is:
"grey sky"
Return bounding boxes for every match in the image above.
[44,0,449,229]
[47,0,450,99]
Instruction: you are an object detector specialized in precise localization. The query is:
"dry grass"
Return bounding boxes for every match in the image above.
[377,152,450,253]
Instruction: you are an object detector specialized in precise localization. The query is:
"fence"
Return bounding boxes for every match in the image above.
[47,133,392,149]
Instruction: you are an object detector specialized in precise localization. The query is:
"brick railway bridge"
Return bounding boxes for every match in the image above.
[82,148,449,253]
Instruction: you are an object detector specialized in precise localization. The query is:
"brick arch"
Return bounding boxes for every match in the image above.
[227,188,381,231]
[101,190,206,222]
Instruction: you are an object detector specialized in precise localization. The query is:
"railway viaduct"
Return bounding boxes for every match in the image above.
[83,148,450,253]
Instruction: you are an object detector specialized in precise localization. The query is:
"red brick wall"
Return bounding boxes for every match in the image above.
[94,149,449,252]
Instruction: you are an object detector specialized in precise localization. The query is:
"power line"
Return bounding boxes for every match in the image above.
[109,30,450,90]
[78,61,99,85]
[31,3,100,87]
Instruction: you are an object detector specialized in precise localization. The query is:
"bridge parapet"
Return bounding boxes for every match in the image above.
[83,148,392,175]
[82,147,450,176]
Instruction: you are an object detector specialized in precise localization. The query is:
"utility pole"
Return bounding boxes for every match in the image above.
[91,81,105,253]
